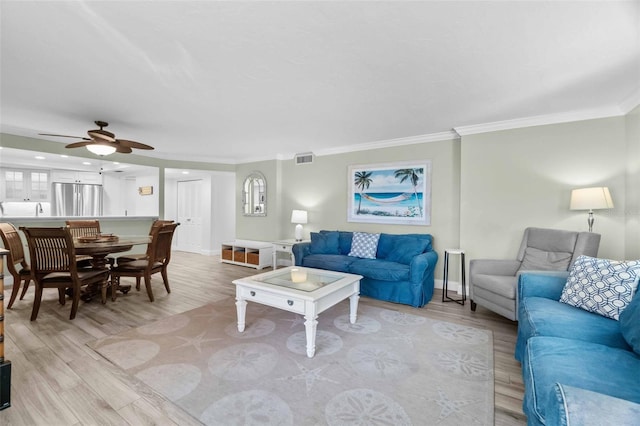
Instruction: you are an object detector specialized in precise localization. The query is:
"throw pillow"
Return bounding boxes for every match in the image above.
[348,232,381,259]
[559,255,640,320]
[619,293,640,355]
[385,237,429,265]
[309,231,340,255]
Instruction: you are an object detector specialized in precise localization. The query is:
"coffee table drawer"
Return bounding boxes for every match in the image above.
[240,287,305,314]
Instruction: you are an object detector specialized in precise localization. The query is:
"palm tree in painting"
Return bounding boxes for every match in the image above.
[394,168,423,215]
[354,171,373,214]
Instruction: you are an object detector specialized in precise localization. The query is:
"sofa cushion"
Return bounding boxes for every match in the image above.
[349,258,410,282]
[523,336,640,425]
[384,236,429,265]
[348,232,380,259]
[320,230,353,255]
[559,255,640,320]
[546,384,640,426]
[377,233,432,259]
[301,254,355,273]
[309,231,340,255]
[619,293,640,355]
[515,296,630,361]
[518,247,573,273]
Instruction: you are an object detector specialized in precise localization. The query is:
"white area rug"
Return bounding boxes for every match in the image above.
[90,299,494,425]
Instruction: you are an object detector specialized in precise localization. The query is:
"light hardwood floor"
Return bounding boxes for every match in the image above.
[1,251,527,425]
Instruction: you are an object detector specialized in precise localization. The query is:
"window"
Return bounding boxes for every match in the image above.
[1,168,50,201]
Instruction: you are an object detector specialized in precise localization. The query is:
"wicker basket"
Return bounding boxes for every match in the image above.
[246,252,259,265]
[233,250,245,262]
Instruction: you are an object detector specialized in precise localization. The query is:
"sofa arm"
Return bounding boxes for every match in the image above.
[469,259,521,276]
[292,242,311,266]
[410,251,438,283]
[517,271,569,301]
[546,383,640,426]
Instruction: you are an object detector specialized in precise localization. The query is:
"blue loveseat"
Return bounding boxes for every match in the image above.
[515,271,640,425]
[292,230,438,307]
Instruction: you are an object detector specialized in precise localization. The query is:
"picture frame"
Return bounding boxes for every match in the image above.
[347,160,431,225]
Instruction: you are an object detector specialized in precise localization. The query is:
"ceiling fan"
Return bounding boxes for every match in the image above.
[39,120,154,155]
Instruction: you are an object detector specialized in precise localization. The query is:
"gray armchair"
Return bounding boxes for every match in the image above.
[469,227,601,321]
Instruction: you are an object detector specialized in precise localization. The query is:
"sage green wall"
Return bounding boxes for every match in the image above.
[626,104,640,259]
[238,137,461,281]
[460,116,628,262]
[235,159,284,241]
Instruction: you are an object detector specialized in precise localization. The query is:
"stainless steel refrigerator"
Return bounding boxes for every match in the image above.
[52,183,103,216]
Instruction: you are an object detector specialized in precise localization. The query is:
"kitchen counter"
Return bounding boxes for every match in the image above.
[0,216,161,285]
[1,216,159,252]
[0,216,158,221]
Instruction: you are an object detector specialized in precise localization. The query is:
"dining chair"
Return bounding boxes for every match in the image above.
[65,219,101,238]
[115,219,174,264]
[110,222,179,302]
[65,219,115,267]
[21,227,110,321]
[0,222,32,309]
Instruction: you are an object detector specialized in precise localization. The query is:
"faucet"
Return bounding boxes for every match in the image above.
[36,202,43,217]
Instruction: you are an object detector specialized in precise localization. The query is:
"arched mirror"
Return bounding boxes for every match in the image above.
[242,171,266,216]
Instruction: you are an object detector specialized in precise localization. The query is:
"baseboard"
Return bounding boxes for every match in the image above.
[435,279,469,296]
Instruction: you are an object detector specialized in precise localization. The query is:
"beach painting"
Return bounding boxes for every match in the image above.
[347,160,431,225]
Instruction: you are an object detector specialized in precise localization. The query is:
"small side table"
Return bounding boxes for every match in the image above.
[272,239,309,269]
[442,248,466,306]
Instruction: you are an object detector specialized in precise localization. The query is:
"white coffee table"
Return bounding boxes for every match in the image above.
[232,266,362,358]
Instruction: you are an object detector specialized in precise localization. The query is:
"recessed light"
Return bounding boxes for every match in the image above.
[82,161,91,165]
[60,154,68,158]
[182,171,189,174]
[35,155,46,160]
[113,162,120,165]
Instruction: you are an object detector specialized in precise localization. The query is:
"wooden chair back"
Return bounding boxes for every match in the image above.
[149,222,179,266]
[0,222,28,276]
[22,227,77,280]
[21,227,109,320]
[65,220,101,239]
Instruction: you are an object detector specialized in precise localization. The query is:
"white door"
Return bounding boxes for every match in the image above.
[176,179,203,253]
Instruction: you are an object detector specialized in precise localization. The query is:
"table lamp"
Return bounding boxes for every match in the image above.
[291,209,308,241]
[570,187,614,232]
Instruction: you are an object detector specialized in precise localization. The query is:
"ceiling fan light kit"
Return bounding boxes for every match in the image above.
[40,120,154,156]
[86,143,117,156]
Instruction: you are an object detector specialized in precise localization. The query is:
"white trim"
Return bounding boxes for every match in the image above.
[619,88,640,114]
[314,131,459,157]
[454,106,626,136]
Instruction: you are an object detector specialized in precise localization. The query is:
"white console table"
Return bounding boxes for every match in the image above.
[221,240,273,270]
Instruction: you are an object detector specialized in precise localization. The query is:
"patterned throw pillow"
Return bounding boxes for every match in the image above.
[348,232,381,259]
[559,255,640,320]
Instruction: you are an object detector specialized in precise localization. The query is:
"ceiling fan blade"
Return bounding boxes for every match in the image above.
[115,144,133,154]
[117,139,154,150]
[40,133,91,141]
[65,141,94,148]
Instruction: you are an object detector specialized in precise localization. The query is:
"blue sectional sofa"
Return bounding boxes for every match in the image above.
[292,230,437,307]
[516,271,640,425]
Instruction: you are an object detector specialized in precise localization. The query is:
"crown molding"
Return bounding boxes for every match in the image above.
[619,87,640,114]
[453,106,627,136]
[312,130,460,158]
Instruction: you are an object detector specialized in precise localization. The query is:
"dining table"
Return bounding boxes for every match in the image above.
[73,235,151,297]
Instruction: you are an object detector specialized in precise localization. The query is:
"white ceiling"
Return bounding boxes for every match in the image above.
[1,1,638,164]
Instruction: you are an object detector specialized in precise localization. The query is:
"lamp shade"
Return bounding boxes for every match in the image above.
[291,209,308,224]
[86,143,116,156]
[570,187,614,210]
